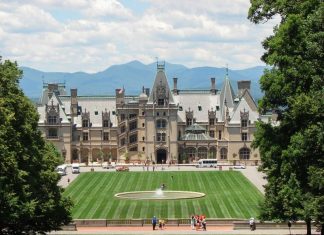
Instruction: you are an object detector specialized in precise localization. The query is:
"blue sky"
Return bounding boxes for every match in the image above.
[0,0,278,72]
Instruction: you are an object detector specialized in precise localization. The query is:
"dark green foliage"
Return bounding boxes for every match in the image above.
[248,1,324,234]
[0,57,72,234]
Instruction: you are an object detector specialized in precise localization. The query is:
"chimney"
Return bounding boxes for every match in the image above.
[145,88,150,97]
[115,88,125,105]
[237,80,251,97]
[173,77,178,95]
[70,88,78,117]
[210,77,216,95]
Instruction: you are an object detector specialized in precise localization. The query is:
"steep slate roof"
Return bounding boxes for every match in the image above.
[230,97,259,124]
[219,74,236,121]
[38,93,69,124]
[74,96,118,127]
[173,91,221,123]
[148,65,174,104]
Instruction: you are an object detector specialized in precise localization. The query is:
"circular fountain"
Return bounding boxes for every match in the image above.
[114,189,205,200]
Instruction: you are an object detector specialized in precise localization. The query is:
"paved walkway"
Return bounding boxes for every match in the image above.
[49,225,319,235]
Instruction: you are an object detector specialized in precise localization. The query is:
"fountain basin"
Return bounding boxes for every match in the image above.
[114,191,205,200]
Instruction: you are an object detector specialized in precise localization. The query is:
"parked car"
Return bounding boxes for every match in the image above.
[116,166,129,172]
[234,164,246,169]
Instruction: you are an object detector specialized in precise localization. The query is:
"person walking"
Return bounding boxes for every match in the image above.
[152,216,157,230]
[190,215,195,230]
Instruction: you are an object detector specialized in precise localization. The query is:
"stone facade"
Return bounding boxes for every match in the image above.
[37,63,270,165]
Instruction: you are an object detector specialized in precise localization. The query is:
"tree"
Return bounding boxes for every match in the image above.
[248,1,324,234]
[0,57,72,234]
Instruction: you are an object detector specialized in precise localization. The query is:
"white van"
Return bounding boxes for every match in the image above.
[71,163,80,174]
[56,164,67,176]
[196,159,217,168]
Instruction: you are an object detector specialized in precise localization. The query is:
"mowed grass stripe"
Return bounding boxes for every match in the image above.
[211,173,232,217]
[226,172,256,217]
[221,172,246,218]
[207,172,226,217]
[79,173,112,218]
[90,173,117,218]
[72,173,105,218]
[199,173,218,218]
[65,171,264,219]
[65,173,96,202]
[95,174,121,218]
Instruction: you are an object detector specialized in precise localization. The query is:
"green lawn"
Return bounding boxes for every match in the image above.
[64,171,263,219]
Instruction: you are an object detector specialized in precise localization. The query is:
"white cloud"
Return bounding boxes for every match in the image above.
[0,0,279,72]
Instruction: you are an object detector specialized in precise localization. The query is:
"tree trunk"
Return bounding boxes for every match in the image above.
[306,219,311,235]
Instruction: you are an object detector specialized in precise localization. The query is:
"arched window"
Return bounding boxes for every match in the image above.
[239,148,250,160]
[186,147,196,159]
[209,147,217,159]
[220,148,228,160]
[156,119,167,128]
[198,147,208,159]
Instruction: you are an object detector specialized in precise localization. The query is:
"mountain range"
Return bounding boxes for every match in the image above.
[20,60,267,100]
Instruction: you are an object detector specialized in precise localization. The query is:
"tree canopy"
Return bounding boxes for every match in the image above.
[0,57,72,234]
[248,0,324,234]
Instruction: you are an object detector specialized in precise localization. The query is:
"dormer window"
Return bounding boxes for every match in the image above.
[103,120,109,127]
[186,118,192,126]
[241,119,248,127]
[82,119,89,127]
[198,105,202,111]
[48,115,57,125]
[158,99,164,106]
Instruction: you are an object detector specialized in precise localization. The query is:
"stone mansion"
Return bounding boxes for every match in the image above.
[37,63,270,165]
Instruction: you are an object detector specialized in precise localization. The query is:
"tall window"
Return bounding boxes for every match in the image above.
[103,132,109,141]
[198,147,207,159]
[120,125,126,133]
[241,119,248,127]
[82,119,89,127]
[129,121,137,131]
[120,114,126,121]
[156,119,167,128]
[220,148,228,160]
[82,132,89,141]
[209,130,215,138]
[218,131,222,140]
[129,134,137,144]
[48,128,58,138]
[158,99,164,106]
[209,118,215,125]
[186,118,192,126]
[239,148,250,160]
[48,115,57,125]
[103,120,109,127]
[157,133,166,142]
[241,133,248,141]
[120,138,126,146]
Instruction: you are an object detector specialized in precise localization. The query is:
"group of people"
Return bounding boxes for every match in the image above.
[191,215,207,231]
[151,216,166,230]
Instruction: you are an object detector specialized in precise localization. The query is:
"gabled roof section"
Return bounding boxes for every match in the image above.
[148,63,174,104]
[240,89,258,112]
[47,93,69,123]
[230,97,259,124]
[219,73,235,120]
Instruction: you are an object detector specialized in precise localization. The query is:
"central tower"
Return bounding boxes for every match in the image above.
[145,62,178,163]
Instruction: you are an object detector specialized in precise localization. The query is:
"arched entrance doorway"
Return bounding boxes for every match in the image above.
[156,149,167,164]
